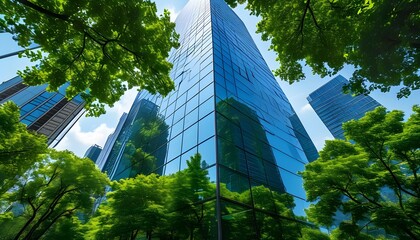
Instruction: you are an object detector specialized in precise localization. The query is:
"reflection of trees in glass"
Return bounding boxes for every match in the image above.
[89,153,321,239]
[221,184,305,240]
[166,154,216,240]
[107,99,169,180]
[127,101,169,177]
[216,98,285,193]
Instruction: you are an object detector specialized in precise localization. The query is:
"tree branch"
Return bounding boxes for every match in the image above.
[363,140,418,198]
[13,197,38,240]
[32,206,79,239]
[15,0,70,22]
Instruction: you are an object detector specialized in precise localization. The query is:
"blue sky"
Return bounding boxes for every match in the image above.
[0,1,418,157]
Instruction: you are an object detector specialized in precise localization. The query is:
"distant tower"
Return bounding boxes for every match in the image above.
[0,76,85,146]
[83,144,102,163]
[307,75,382,139]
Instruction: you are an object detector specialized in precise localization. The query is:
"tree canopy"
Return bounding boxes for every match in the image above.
[0,0,179,116]
[0,101,48,195]
[0,149,109,239]
[0,102,109,239]
[301,106,420,239]
[225,0,420,98]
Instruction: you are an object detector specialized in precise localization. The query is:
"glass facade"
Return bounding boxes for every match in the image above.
[83,144,102,163]
[100,0,318,238]
[0,76,85,146]
[307,75,382,139]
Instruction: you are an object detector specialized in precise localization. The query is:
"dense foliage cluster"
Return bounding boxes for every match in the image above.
[225,0,420,98]
[302,106,420,239]
[0,0,179,116]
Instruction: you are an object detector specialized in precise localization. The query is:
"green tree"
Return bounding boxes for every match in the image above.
[0,101,48,196]
[301,106,420,239]
[87,153,215,240]
[1,150,109,239]
[94,174,168,240]
[42,216,85,240]
[0,0,179,116]
[83,203,114,239]
[225,0,419,98]
[300,228,330,240]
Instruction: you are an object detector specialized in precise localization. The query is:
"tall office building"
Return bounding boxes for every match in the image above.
[307,75,382,139]
[83,144,102,163]
[100,0,317,238]
[0,76,85,146]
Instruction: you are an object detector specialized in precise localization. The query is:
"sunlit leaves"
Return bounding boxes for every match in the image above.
[0,0,179,116]
[1,150,109,239]
[301,105,420,238]
[226,0,420,98]
[0,102,48,195]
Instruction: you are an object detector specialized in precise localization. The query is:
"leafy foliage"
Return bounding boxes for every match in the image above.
[88,153,326,239]
[0,0,179,116]
[302,106,420,239]
[0,101,48,196]
[225,0,420,98]
[0,104,327,239]
[94,174,167,240]
[0,150,109,239]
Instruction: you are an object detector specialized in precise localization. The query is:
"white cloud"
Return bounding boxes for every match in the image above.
[299,103,313,114]
[55,121,114,157]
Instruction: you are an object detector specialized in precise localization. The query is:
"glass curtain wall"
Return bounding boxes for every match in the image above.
[307,75,382,139]
[103,0,318,238]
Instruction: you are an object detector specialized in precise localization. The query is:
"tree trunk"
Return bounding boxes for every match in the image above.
[190,227,194,240]
[30,208,76,239]
[13,199,38,240]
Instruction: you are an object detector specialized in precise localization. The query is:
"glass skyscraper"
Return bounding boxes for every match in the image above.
[0,76,85,146]
[307,75,382,139]
[83,144,102,163]
[99,0,318,238]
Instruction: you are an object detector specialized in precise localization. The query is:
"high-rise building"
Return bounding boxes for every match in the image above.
[307,75,382,139]
[99,0,317,238]
[100,97,168,180]
[83,144,102,163]
[0,76,85,146]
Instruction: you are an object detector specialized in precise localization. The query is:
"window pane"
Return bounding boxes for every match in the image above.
[167,134,182,161]
[198,112,215,143]
[184,107,199,129]
[199,96,214,119]
[279,168,306,199]
[182,123,198,151]
[180,147,197,171]
[198,137,216,167]
[165,157,180,175]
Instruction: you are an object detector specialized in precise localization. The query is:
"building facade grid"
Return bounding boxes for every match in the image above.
[99,0,318,238]
[308,75,382,139]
